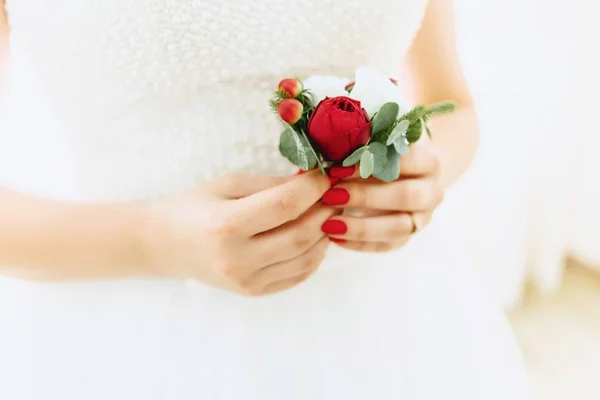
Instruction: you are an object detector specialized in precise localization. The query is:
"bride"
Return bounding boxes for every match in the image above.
[0,0,531,399]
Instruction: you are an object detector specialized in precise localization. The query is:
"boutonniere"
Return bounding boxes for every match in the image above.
[270,67,455,181]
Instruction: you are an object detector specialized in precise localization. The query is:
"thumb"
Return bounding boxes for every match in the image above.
[209,173,295,199]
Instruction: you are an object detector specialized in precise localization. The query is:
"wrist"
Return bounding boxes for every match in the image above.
[132,200,185,280]
[115,203,152,278]
[429,106,479,188]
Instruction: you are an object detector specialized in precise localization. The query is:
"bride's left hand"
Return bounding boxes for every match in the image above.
[320,138,445,252]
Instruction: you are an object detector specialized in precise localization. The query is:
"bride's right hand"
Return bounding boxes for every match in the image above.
[141,170,335,296]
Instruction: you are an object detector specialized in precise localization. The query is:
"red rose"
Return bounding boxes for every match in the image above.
[306,96,371,161]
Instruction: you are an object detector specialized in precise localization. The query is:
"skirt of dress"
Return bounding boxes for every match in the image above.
[0,208,531,400]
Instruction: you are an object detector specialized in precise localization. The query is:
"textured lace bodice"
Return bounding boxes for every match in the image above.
[2,0,428,201]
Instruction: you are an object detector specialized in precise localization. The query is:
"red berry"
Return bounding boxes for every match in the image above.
[278,78,302,98]
[277,98,303,124]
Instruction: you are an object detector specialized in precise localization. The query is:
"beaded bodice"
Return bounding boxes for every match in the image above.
[1,0,428,200]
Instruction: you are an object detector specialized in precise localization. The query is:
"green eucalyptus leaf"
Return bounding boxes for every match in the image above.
[368,141,387,157]
[342,146,369,167]
[359,150,374,179]
[278,124,317,170]
[279,129,299,166]
[405,119,423,143]
[293,133,309,171]
[300,130,325,174]
[386,120,410,146]
[371,102,400,136]
[393,136,410,155]
[367,142,388,174]
[373,147,401,182]
[425,124,432,140]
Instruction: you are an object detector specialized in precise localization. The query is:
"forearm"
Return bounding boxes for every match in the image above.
[428,103,479,188]
[401,0,478,188]
[0,187,150,281]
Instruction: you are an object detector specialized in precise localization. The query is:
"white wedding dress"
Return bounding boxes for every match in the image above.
[0,1,531,399]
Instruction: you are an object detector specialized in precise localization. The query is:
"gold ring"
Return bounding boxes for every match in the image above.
[409,213,421,234]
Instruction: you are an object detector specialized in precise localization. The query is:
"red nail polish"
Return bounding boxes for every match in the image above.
[328,176,340,186]
[296,169,307,175]
[329,165,356,179]
[322,188,350,206]
[329,238,347,244]
[321,220,348,235]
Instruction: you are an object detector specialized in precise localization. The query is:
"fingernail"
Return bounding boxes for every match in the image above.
[329,165,356,179]
[322,188,350,206]
[296,169,307,175]
[321,220,348,235]
[328,176,340,186]
[329,238,347,244]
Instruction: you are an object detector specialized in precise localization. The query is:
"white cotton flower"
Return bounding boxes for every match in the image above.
[349,67,409,118]
[303,75,350,106]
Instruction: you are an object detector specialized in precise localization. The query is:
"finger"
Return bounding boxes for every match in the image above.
[322,212,433,242]
[233,170,332,234]
[331,237,411,253]
[323,178,442,211]
[260,268,318,296]
[250,236,329,287]
[328,142,440,183]
[252,204,336,264]
[209,174,294,199]
[399,141,441,178]
[327,165,358,184]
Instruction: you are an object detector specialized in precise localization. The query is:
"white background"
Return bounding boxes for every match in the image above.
[449,0,600,308]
